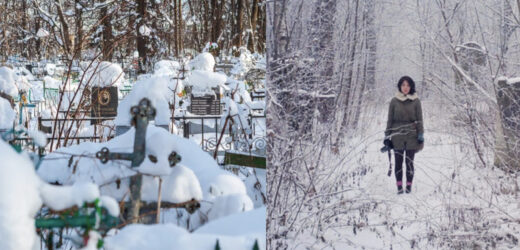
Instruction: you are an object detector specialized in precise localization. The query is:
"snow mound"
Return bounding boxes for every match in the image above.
[0,140,117,250]
[83,61,125,88]
[39,181,100,211]
[154,60,181,75]
[189,52,215,72]
[184,70,226,96]
[104,223,265,250]
[208,193,254,221]
[0,140,42,250]
[115,75,179,126]
[0,66,19,97]
[45,63,56,76]
[196,206,265,236]
[43,76,61,89]
[0,97,16,129]
[29,80,44,102]
[141,165,202,203]
[26,129,47,147]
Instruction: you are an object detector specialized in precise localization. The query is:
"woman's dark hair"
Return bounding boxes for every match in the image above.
[397,76,416,94]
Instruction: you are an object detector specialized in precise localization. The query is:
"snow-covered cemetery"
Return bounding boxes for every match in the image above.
[0,1,266,249]
[267,0,520,249]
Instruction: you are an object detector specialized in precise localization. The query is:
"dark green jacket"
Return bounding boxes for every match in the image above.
[385,92,424,150]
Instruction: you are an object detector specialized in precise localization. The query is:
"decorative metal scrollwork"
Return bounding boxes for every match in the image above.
[203,137,231,152]
[252,137,266,150]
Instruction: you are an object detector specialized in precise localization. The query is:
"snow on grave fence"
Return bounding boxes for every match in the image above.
[172,114,265,145]
[171,114,267,168]
[35,198,119,249]
[35,113,265,158]
[37,116,116,152]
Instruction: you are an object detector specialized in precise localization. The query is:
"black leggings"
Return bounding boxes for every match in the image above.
[394,150,415,185]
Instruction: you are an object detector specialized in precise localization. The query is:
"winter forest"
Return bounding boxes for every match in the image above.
[267,0,520,249]
[0,0,266,249]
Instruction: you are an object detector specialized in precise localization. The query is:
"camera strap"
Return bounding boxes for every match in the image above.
[387,149,392,177]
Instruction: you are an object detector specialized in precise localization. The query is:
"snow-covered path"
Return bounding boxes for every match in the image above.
[318,100,520,249]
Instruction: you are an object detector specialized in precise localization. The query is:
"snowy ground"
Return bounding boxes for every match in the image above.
[290,97,520,249]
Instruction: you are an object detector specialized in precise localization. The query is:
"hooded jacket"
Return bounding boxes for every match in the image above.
[385,92,424,150]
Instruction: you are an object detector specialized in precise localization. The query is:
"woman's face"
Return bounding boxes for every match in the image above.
[400,81,410,95]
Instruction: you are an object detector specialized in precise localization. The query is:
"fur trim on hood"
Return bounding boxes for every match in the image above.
[395,91,418,101]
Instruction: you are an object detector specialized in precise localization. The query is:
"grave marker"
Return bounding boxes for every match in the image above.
[91,86,118,124]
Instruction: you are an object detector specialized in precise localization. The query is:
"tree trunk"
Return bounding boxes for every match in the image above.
[136,0,148,73]
[21,0,28,58]
[333,0,359,149]
[101,2,113,61]
[75,0,83,59]
[203,0,210,43]
[177,0,183,55]
[173,0,178,57]
[187,0,201,51]
[233,0,245,50]
[35,20,41,60]
[55,0,72,56]
[364,0,376,91]
[247,0,259,53]
[353,0,376,128]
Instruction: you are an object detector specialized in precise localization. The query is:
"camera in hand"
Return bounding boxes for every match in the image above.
[380,139,393,153]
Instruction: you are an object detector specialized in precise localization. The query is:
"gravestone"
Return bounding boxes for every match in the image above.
[455,42,487,91]
[91,86,118,124]
[188,88,221,115]
[495,78,520,171]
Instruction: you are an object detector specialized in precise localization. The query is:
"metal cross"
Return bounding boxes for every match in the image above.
[95,98,185,223]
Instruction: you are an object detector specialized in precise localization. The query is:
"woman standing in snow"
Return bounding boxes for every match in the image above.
[384,76,424,194]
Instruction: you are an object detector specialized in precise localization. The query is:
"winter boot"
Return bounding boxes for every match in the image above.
[397,181,403,194]
[406,182,412,193]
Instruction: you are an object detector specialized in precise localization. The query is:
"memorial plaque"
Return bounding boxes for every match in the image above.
[189,89,221,115]
[91,87,118,124]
